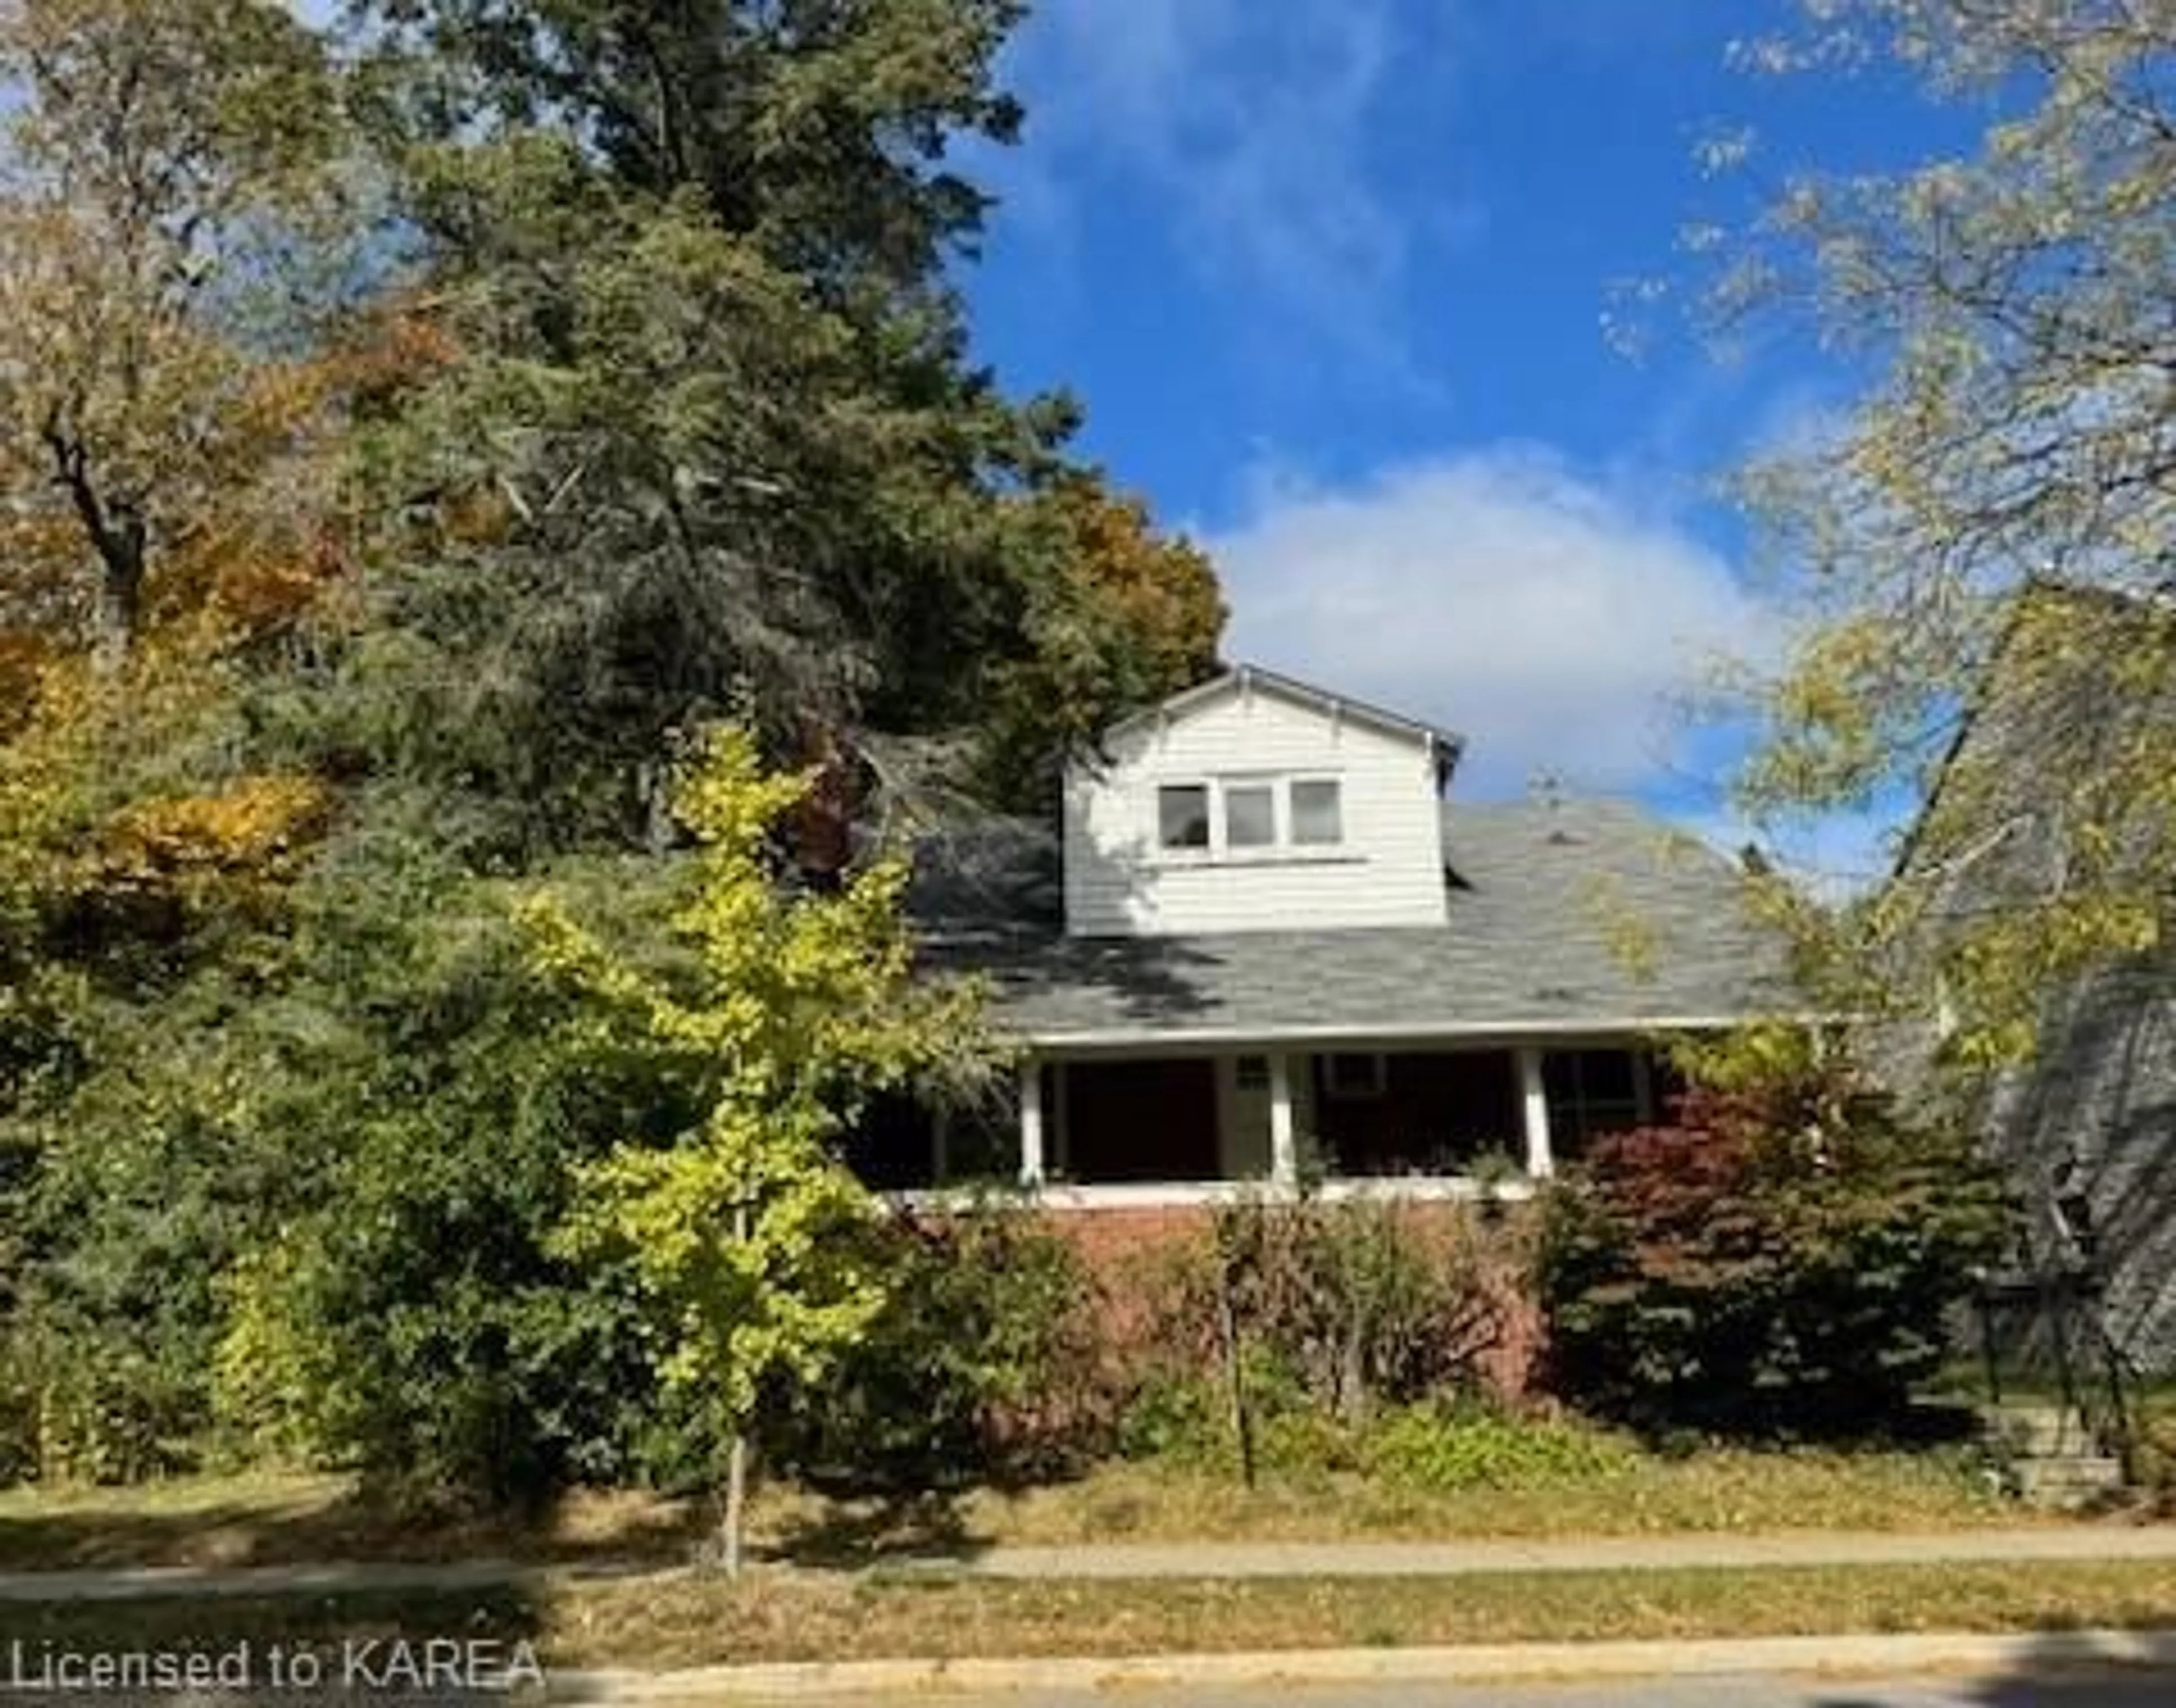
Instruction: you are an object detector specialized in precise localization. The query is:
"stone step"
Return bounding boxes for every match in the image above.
[1980,1406,2097,1456]
[2014,1456,2125,1507]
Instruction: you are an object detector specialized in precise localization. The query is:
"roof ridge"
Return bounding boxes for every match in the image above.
[1103,664,1467,758]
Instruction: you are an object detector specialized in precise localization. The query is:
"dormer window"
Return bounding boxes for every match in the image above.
[1290,779,1344,846]
[1155,775,1348,861]
[1224,783,1276,849]
[1158,784,1210,849]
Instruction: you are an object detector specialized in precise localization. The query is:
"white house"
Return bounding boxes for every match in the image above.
[875,665,1795,1208]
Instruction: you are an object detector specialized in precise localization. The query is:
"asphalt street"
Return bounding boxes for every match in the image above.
[0,1674,2168,1706]
[724,1673,2176,1708]
[774,1673,2176,1707]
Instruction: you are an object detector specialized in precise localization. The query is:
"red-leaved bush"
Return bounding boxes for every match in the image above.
[1538,1059,2008,1439]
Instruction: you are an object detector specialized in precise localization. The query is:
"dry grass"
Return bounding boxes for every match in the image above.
[0,1444,2046,1575]
[550,1561,2176,1666]
[750,1446,2034,1562]
[0,1472,706,1573]
[9,1561,2176,1671]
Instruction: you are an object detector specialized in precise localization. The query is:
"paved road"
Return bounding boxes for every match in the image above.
[1,1665,2169,1705]
[750,1673,2176,1708]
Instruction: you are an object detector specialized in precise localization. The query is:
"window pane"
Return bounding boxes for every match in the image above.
[1291,779,1343,845]
[1225,784,1275,848]
[1578,1050,1636,1102]
[1325,1052,1384,1097]
[1542,1051,1578,1103]
[1158,784,1209,848]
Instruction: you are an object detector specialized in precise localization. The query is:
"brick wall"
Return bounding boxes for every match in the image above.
[1032,1198,1548,1401]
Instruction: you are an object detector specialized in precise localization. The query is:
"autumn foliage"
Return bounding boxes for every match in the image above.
[1539,1042,2008,1438]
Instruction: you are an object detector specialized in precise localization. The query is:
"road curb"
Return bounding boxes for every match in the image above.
[549,1628,2176,1699]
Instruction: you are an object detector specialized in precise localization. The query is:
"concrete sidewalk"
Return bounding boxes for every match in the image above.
[0,1524,2173,1601]
[935,1524,2176,1579]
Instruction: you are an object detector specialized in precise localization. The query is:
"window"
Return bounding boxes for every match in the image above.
[1542,1048,1647,1152]
[1290,779,1344,845]
[1153,774,1348,859]
[1158,784,1209,849]
[1225,783,1276,849]
[1234,1053,1270,1091]
[1324,1051,1387,1099]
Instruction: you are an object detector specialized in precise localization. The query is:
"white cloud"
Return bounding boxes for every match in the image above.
[1205,447,1775,798]
[991,0,1463,351]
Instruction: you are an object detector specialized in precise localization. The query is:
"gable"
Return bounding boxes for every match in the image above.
[1062,668,1454,937]
[1102,665,1463,779]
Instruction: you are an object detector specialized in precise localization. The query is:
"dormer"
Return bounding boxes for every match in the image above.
[1061,666,1463,937]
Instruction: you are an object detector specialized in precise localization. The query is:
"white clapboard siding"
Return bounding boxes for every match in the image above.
[1063,678,1450,936]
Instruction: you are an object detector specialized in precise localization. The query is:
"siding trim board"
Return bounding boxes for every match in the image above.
[1104,662,1466,765]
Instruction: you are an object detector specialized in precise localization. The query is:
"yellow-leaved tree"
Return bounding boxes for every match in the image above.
[521,725,995,1573]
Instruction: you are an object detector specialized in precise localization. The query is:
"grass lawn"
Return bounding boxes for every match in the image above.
[779,1444,2034,1557]
[0,1444,2063,1575]
[8,1561,2176,1669]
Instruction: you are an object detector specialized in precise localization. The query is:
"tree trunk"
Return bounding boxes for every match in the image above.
[1215,1257,1255,1490]
[42,409,146,670]
[721,1425,748,1578]
[1339,1302,1368,1427]
[92,538,143,673]
[720,1196,753,1577]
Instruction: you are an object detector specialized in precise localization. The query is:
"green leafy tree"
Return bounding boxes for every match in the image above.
[360,0,1025,313]
[976,475,1226,805]
[1694,3,2176,1065]
[326,0,1215,847]
[0,0,1222,1499]
[525,725,993,1571]
[205,873,678,1508]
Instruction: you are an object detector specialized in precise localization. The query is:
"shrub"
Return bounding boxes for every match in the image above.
[1538,1037,2008,1439]
[1112,1191,1519,1481]
[763,1198,1107,1491]
[1114,1349,1357,1478]
[1363,1398,1634,1492]
[1166,1191,1510,1425]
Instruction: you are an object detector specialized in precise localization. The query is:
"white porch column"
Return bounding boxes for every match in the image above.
[1518,1046,1553,1179]
[1269,1052,1297,1187]
[1018,1059,1046,1188]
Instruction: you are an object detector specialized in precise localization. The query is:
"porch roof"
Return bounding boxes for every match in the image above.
[912,798,1799,1050]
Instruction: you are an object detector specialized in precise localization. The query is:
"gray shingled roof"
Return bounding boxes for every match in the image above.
[912,798,1797,1047]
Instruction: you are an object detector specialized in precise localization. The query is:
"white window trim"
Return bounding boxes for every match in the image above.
[1154,781,1213,856]
[1151,771,1350,864]
[1287,773,1346,849]
[1222,777,1280,852]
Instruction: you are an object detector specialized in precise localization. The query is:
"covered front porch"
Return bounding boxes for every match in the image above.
[860,1036,1677,1205]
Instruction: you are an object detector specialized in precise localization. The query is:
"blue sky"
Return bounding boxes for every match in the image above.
[957,0,1987,884]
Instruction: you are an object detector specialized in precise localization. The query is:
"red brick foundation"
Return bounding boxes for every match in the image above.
[1035,1198,1547,1402]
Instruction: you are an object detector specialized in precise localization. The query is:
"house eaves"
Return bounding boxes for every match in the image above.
[1103,663,1467,777]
